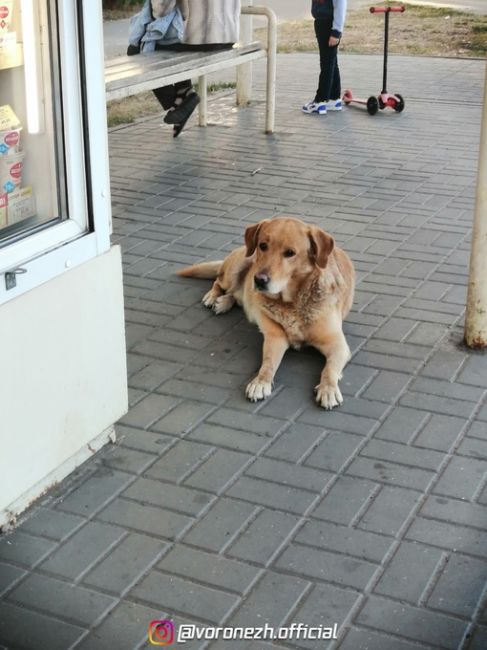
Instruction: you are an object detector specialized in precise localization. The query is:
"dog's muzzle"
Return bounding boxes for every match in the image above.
[254,273,269,291]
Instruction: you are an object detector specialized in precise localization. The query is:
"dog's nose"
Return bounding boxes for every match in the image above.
[254,273,269,290]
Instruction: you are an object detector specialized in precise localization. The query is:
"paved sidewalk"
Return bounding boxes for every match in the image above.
[1,54,487,650]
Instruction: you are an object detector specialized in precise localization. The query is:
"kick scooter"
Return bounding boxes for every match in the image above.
[343,5,405,115]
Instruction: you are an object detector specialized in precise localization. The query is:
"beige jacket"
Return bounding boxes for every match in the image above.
[182,0,240,45]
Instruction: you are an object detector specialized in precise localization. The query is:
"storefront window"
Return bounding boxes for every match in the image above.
[0,0,67,245]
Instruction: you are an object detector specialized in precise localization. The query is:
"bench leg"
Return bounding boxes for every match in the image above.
[198,75,207,127]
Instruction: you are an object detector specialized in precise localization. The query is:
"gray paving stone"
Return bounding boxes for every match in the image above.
[132,570,238,623]
[74,599,164,650]
[264,424,324,463]
[420,495,487,531]
[374,540,444,603]
[456,435,487,459]
[295,520,391,564]
[184,448,252,493]
[304,432,364,473]
[0,562,25,596]
[119,392,180,429]
[0,531,55,569]
[188,422,271,454]
[468,626,487,650]
[7,572,115,626]
[0,601,85,650]
[434,456,486,501]
[83,532,166,594]
[356,595,467,649]
[245,457,331,493]
[361,370,411,403]
[298,408,377,437]
[145,439,212,483]
[227,476,316,515]
[122,477,213,516]
[406,517,487,558]
[288,583,360,650]
[311,475,377,526]
[157,544,258,594]
[227,571,309,628]
[427,553,487,618]
[340,627,431,650]
[374,406,428,444]
[347,456,434,491]
[276,543,377,590]
[128,360,184,391]
[102,446,157,475]
[400,391,475,419]
[115,424,174,455]
[19,508,84,542]
[227,509,300,565]
[157,379,232,405]
[182,498,256,552]
[358,486,421,537]
[39,521,124,580]
[412,414,466,451]
[360,439,444,471]
[97,498,192,541]
[55,467,133,517]
[207,408,286,436]
[151,399,216,435]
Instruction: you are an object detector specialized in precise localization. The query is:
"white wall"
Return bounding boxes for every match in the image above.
[0,246,128,526]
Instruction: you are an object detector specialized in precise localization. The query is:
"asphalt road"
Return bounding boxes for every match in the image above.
[103,0,487,58]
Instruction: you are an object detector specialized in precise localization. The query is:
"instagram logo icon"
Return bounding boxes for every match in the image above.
[148,619,174,645]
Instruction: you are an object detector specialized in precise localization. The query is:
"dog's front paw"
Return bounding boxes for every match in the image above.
[246,376,272,402]
[202,289,217,309]
[315,382,343,410]
[213,294,235,315]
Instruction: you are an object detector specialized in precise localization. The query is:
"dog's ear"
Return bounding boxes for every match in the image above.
[245,220,268,256]
[308,226,335,268]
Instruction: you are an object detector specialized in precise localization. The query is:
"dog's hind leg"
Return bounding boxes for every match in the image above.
[314,330,351,410]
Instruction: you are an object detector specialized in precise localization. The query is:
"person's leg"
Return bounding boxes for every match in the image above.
[314,18,338,102]
[152,85,177,110]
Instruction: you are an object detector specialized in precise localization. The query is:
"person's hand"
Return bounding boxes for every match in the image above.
[328,36,340,47]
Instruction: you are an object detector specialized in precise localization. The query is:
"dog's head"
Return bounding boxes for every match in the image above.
[244,217,334,296]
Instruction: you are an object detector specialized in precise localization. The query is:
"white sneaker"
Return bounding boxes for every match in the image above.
[325,99,343,111]
[302,100,327,115]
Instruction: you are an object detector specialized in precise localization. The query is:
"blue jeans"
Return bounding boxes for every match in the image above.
[314,18,341,102]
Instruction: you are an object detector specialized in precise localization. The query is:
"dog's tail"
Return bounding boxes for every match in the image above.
[177,261,223,279]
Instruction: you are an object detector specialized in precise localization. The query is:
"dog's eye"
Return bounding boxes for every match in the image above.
[283,249,295,258]
[259,243,268,251]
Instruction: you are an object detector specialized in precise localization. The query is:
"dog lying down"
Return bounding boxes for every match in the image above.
[178,217,355,409]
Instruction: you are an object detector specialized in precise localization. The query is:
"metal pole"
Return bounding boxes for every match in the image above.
[465,62,487,348]
[237,1,253,106]
[382,9,389,94]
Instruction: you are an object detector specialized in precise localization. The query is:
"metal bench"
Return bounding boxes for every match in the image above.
[104,6,277,133]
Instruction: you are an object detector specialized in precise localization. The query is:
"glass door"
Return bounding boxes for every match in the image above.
[0,0,111,305]
[0,0,69,244]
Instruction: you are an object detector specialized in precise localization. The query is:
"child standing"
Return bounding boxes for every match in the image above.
[303,0,347,115]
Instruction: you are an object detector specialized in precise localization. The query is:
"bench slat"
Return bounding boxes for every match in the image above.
[105,49,265,101]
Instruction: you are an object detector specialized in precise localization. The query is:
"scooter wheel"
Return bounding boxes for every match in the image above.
[367,96,379,115]
[394,94,405,112]
[343,90,353,105]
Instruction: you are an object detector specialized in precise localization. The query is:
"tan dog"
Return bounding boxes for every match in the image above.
[178,217,355,409]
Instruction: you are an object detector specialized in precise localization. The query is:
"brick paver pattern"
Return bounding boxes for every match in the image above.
[0,54,486,650]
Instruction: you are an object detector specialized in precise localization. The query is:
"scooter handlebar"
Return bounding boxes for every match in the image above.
[370,6,405,13]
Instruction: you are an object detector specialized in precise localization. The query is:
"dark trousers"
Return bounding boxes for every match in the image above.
[151,43,233,110]
[152,81,192,110]
[314,18,341,102]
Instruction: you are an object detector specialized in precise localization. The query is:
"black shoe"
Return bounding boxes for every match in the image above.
[164,92,200,125]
